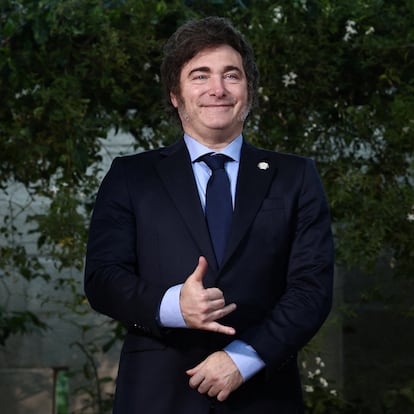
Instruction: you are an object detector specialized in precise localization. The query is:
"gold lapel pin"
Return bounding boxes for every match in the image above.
[257,161,270,170]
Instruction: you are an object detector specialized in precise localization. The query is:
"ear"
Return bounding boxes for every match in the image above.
[170,92,178,108]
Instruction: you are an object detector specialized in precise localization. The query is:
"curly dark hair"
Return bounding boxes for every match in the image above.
[160,16,259,121]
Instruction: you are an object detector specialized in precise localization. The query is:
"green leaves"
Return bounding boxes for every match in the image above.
[0,307,47,346]
[0,0,412,320]
[0,2,413,410]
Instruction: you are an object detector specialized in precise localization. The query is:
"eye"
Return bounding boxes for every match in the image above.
[192,74,208,81]
[224,73,240,81]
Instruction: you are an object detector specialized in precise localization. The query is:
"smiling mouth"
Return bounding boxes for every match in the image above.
[203,104,233,108]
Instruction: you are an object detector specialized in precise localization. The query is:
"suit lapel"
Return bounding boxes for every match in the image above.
[155,140,218,271]
[222,142,278,266]
[155,139,277,277]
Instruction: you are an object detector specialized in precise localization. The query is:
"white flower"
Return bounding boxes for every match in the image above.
[299,0,308,11]
[344,20,358,42]
[315,357,326,367]
[308,371,315,379]
[258,87,269,102]
[15,84,40,99]
[49,185,59,195]
[330,389,338,396]
[305,385,314,393]
[282,71,298,87]
[143,62,151,71]
[319,377,329,388]
[365,26,375,35]
[273,6,283,24]
[408,206,414,222]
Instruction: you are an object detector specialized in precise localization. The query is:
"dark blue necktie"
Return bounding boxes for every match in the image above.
[200,154,233,265]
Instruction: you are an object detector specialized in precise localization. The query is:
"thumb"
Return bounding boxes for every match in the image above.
[190,256,208,285]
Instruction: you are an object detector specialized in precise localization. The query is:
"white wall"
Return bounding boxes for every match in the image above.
[0,131,137,414]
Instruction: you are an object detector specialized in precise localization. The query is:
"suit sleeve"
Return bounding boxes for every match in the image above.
[239,158,334,368]
[84,157,165,337]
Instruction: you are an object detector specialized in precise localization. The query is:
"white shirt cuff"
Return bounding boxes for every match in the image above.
[159,284,187,328]
[224,340,266,381]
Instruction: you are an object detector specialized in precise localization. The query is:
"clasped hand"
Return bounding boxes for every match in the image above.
[180,256,242,401]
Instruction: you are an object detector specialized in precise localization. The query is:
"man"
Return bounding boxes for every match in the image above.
[85,16,334,414]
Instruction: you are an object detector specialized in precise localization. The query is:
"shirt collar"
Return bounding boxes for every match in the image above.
[183,133,242,163]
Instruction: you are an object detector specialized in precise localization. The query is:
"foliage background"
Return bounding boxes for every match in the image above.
[0,0,413,413]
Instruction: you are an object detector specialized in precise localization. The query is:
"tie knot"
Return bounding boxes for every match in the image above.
[199,153,231,171]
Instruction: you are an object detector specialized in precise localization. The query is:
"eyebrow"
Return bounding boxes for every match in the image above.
[187,65,243,77]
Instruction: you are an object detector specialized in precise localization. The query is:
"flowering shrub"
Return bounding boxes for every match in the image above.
[301,355,351,414]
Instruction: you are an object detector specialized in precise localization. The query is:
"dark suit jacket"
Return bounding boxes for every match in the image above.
[85,139,334,414]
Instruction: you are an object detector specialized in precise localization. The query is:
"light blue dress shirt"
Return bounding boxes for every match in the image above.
[158,134,265,381]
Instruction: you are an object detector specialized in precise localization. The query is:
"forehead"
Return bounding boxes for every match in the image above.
[180,44,244,75]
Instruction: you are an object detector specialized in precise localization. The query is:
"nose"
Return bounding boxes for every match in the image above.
[209,76,226,97]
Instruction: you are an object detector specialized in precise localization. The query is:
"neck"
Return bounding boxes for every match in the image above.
[184,130,241,150]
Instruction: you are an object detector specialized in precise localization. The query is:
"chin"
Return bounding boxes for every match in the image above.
[206,123,234,131]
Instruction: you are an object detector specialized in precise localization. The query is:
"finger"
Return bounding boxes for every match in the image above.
[190,256,209,284]
[206,321,236,336]
[197,379,212,394]
[188,372,205,389]
[206,297,226,310]
[186,362,202,377]
[204,287,226,301]
[219,302,237,317]
[205,302,237,321]
[208,386,218,398]
[217,388,230,402]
